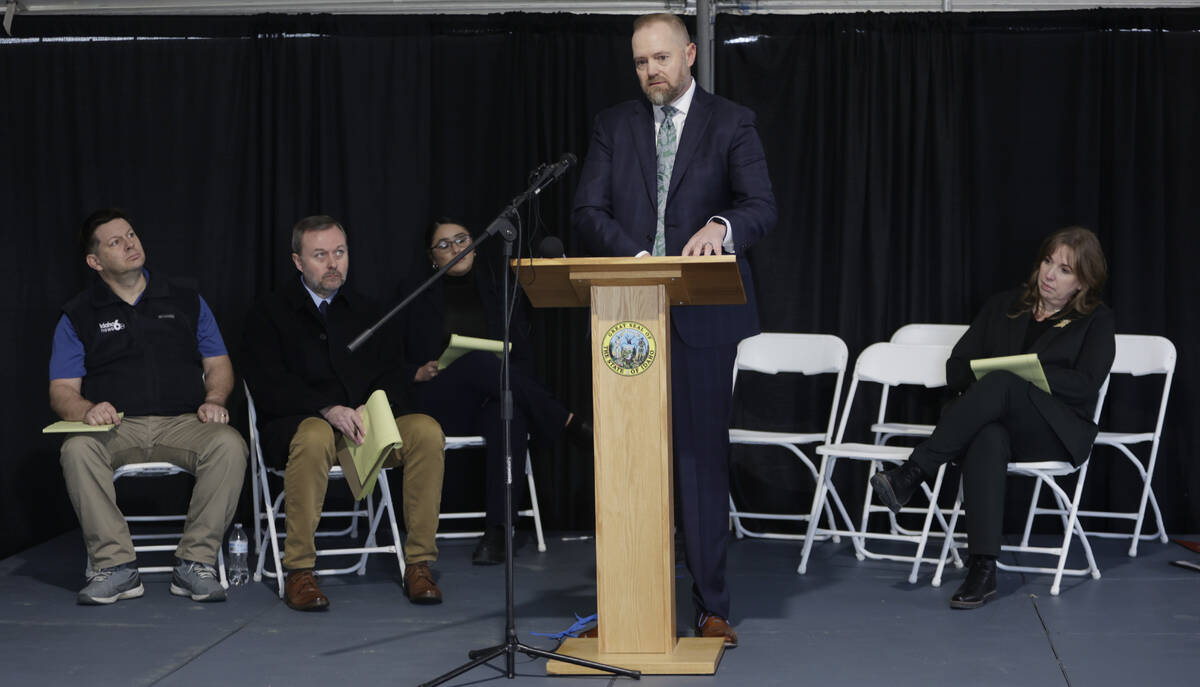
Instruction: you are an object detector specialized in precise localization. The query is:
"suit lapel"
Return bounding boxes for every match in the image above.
[631,101,658,209]
[668,86,712,204]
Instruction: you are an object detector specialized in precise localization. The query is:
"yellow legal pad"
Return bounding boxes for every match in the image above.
[437,333,510,370]
[42,413,125,433]
[338,390,402,500]
[970,353,1051,394]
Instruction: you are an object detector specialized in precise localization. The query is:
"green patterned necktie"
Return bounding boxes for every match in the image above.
[653,105,679,257]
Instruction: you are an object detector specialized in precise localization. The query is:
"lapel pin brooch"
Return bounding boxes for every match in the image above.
[1054,319,1072,328]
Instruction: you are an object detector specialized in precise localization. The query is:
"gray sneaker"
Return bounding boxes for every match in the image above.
[77,564,144,605]
[170,560,227,602]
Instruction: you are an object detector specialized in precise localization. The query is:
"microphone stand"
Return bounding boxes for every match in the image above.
[348,163,639,685]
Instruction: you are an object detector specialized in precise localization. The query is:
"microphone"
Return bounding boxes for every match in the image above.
[527,162,549,184]
[531,153,577,195]
[545,153,577,181]
[537,236,566,259]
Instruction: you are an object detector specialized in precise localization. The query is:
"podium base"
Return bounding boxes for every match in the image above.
[546,637,725,675]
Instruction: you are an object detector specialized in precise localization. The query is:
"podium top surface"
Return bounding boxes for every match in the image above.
[511,256,746,309]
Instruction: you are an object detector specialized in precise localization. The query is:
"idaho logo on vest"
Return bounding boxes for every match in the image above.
[601,321,656,376]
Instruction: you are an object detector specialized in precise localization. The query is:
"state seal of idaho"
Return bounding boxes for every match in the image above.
[600,321,656,377]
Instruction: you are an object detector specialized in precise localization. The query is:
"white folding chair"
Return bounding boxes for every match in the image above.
[889,323,969,347]
[1019,334,1174,556]
[869,324,969,541]
[727,333,854,543]
[245,384,405,598]
[111,463,228,588]
[436,435,547,553]
[800,342,959,583]
[872,323,969,443]
[933,376,1112,596]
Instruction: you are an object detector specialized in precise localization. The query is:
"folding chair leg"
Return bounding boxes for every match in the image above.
[1020,478,1044,548]
[729,495,748,539]
[857,460,881,561]
[252,456,287,598]
[352,493,377,576]
[376,471,406,577]
[1147,489,1168,544]
[932,482,964,588]
[821,483,851,545]
[799,456,862,574]
[906,465,947,584]
[1050,469,1100,596]
[262,495,285,598]
[1130,476,1168,556]
[252,465,262,559]
[525,454,547,553]
[217,548,228,590]
[798,455,833,575]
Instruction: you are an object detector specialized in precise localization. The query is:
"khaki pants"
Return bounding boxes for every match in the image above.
[59,415,248,570]
[282,414,444,570]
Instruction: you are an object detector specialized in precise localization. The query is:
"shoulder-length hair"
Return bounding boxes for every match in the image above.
[1011,226,1108,318]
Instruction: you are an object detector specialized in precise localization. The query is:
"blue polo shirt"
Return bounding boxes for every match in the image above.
[49,271,227,381]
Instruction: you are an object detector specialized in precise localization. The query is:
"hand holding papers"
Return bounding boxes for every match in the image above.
[437,333,510,370]
[970,353,1051,394]
[338,390,402,501]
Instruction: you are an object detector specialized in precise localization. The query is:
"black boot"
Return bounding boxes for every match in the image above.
[870,461,926,514]
[472,526,507,566]
[950,555,998,609]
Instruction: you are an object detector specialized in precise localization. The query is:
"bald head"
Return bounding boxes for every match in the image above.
[633,13,690,48]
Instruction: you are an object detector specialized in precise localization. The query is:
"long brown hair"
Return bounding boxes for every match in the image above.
[1011,226,1108,318]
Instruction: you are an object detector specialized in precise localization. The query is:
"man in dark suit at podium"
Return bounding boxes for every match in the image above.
[573,12,776,648]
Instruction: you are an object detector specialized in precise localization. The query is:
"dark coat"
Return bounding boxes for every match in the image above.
[402,256,535,376]
[572,85,777,347]
[946,288,1116,465]
[241,277,415,466]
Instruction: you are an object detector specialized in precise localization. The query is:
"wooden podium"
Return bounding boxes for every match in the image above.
[514,256,746,676]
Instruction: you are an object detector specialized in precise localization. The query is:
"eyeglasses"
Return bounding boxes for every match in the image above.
[431,233,471,252]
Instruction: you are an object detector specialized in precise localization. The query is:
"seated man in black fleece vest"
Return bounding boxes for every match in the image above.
[49,208,247,605]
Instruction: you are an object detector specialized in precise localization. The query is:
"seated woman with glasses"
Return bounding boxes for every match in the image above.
[405,218,589,565]
[870,226,1114,609]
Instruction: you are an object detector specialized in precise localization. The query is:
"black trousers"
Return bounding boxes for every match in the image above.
[670,328,738,620]
[417,351,569,527]
[909,371,1072,557]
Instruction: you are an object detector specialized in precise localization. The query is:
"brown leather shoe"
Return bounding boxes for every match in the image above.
[284,570,329,612]
[697,614,738,648]
[404,562,443,605]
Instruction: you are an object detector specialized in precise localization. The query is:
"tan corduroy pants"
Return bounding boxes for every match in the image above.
[281,413,444,570]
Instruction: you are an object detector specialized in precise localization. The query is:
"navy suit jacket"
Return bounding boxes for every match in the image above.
[572,85,777,347]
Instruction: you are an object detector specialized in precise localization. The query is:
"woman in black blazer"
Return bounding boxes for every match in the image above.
[872,226,1115,609]
[406,219,588,565]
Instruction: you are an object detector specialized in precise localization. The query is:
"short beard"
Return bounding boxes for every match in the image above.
[644,78,688,107]
[304,273,343,299]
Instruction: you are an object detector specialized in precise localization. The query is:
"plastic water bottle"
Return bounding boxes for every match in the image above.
[228,523,249,586]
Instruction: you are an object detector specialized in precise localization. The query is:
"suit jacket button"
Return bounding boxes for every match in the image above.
[644,234,653,241]
[319,333,327,341]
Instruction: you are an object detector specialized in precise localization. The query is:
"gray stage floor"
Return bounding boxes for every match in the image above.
[1,529,1197,687]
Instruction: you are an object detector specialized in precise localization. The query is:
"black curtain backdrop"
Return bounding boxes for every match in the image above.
[2,9,1197,560]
